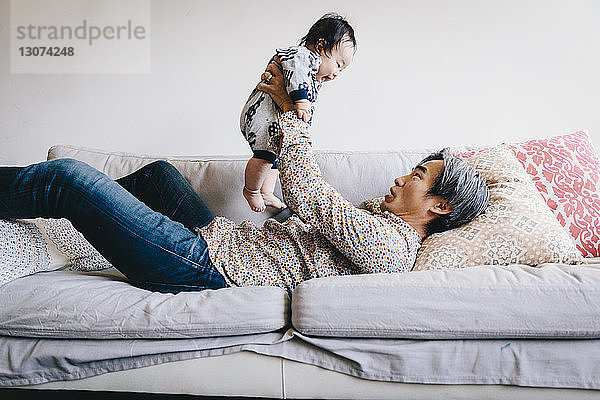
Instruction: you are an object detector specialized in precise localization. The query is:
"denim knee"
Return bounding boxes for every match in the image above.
[50,157,87,169]
[46,158,110,191]
[49,158,99,178]
[145,160,178,177]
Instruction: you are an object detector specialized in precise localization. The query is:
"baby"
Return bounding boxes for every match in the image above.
[240,13,356,212]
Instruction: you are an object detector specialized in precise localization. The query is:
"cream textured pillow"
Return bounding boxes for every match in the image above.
[413,145,583,270]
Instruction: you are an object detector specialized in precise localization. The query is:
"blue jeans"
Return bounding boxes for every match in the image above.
[0,158,227,293]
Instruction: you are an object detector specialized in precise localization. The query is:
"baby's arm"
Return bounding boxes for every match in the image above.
[275,47,317,122]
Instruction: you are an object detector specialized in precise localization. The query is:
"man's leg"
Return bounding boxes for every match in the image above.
[116,160,214,231]
[0,158,226,292]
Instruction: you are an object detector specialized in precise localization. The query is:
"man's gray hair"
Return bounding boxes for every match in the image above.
[420,148,489,236]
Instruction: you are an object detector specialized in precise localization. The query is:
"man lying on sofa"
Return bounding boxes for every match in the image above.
[0,63,489,295]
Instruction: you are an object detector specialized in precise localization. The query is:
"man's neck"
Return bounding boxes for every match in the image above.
[401,217,427,239]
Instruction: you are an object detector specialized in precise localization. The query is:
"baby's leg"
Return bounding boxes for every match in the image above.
[261,169,286,210]
[243,157,272,212]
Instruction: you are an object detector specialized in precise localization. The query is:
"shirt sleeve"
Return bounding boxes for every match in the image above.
[275,48,319,103]
[275,111,416,274]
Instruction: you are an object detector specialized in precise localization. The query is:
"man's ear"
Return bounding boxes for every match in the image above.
[429,199,453,216]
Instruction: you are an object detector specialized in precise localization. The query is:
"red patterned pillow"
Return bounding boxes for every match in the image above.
[508,131,600,257]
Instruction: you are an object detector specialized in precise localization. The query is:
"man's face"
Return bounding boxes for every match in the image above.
[381,160,445,218]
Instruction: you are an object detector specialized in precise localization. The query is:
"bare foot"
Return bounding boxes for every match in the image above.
[261,192,286,209]
[243,187,266,212]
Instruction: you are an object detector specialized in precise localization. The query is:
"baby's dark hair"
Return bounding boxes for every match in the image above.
[300,13,356,56]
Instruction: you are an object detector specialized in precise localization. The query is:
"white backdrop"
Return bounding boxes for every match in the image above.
[1,0,599,165]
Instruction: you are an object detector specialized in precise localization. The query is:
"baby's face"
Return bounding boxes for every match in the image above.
[316,39,354,83]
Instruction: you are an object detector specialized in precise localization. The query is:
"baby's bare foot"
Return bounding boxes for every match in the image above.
[261,192,286,209]
[243,187,266,212]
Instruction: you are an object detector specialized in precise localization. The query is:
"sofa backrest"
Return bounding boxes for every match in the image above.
[48,144,440,225]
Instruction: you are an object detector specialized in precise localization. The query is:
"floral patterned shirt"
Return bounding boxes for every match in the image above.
[199,111,422,294]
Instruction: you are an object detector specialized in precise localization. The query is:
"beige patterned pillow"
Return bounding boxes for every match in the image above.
[413,145,583,270]
[1,218,112,286]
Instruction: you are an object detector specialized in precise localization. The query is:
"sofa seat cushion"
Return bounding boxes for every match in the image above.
[292,263,600,339]
[0,268,290,339]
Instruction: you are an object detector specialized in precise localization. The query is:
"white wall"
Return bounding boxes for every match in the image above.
[1,0,600,165]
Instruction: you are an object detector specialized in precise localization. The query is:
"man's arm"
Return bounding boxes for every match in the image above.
[275,112,415,274]
[257,67,415,273]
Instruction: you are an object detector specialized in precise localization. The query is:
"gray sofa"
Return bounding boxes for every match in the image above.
[1,144,599,399]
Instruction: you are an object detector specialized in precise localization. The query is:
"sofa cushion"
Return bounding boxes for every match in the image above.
[47,144,437,226]
[414,145,582,270]
[0,268,290,339]
[47,145,277,226]
[291,263,600,339]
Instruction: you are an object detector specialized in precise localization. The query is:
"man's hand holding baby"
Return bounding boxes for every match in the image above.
[257,61,295,113]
